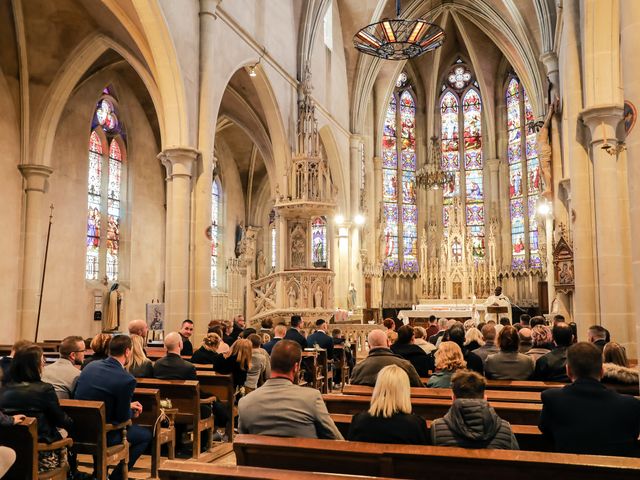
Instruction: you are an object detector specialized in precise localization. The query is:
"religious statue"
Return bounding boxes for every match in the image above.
[256,249,266,278]
[314,285,323,309]
[287,285,297,308]
[235,222,245,258]
[104,283,122,331]
[347,282,357,311]
[420,228,428,273]
[538,99,557,200]
[290,223,306,268]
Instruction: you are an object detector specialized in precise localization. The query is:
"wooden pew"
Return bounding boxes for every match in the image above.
[133,388,176,479]
[136,378,215,458]
[0,417,73,480]
[322,394,542,425]
[193,363,215,371]
[342,384,542,403]
[59,399,129,480]
[328,413,551,453]
[158,460,393,479]
[485,380,566,391]
[195,371,236,440]
[234,434,640,480]
[332,345,350,388]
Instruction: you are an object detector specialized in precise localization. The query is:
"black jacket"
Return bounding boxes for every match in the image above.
[179,335,194,356]
[0,356,12,386]
[262,337,282,355]
[431,398,519,450]
[230,323,243,342]
[284,328,308,349]
[390,343,434,377]
[191,347,223,366]
[153,353,197,380]
[533,346,570,382]
[214,354,248,388]
[348,411,429,445]
[463,349,484,375]
[307,331,334,358]
[0,380,73,444]
[539,377,640,456]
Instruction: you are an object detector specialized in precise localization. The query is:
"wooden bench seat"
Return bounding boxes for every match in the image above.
[323,393,542,425]
[234,434,640,480]
[133,387,176,479]
[158,460,393,479]
[0,417,72,480]
[328,413,550,452]
[136,378,215,458]
[342,384,542,403]
[196,371,236,440]
[59,399,129,480]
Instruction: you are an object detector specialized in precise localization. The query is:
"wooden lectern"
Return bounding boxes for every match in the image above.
[486,305,509,316]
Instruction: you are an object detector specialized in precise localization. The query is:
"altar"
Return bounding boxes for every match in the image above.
[398,299,487,325]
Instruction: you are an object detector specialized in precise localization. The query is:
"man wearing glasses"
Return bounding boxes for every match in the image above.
[42,336,86,399]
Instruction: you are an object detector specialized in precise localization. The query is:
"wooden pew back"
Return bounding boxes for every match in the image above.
[59,399,107,449]
[135,378,201,423]
[322,394,542,425]
[234,434,640,480]
[0,417,39,479]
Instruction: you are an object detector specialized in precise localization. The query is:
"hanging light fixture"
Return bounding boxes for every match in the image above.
[416,136,454,190]
[353,0,445,60]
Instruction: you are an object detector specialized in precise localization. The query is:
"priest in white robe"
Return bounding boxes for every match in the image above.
[484,286,512,323]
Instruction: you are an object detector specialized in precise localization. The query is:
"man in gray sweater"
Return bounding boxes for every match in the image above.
[431,370,519,450]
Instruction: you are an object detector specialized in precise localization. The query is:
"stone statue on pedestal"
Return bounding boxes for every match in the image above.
[347,282,357,310]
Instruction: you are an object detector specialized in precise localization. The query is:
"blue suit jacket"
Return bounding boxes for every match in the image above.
[263,337,282,355]
[75,357,136,425]
[306,331,334,358]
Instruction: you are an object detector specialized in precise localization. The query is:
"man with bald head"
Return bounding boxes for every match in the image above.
[128,319,148,338]
[350,329,423,387]
[153,332,197,380]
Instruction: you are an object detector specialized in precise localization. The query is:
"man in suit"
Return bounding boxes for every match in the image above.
[263,324,286,355]
[539,342,640,456]
[472,323,500,365]
[179,319,195,356]
[230,314,245,342]
[42,336,85,399]
[238,340,343,439]
[75,335,151,480]
[153,332,197,380]
[306,319,334,358]
[533,322,572,382]
[587,325,608,351]
[284,315,308,349]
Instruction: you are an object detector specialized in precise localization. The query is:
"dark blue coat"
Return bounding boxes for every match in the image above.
[306,331,334,358]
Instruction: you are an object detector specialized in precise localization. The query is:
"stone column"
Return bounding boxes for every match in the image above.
[190,0,222,338]
[349,135,363,308]
[621,0,640,360]
[159,148,199,332]
[582,107,634,351]
[17,164,53,341]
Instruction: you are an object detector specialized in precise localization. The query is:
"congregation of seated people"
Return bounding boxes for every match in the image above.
[2,311,640,478]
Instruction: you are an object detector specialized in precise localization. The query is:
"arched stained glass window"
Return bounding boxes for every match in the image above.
[311,216,328,268]
[506,77,541,269]
[440,65,485,261]
[211,180,220,288]
[86,131,102,280]
[382,73,418,273]
[85,93,125,282]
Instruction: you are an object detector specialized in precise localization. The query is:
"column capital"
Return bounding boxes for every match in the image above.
[199,0,222,18]
[540,51,559,75]
[580,104,624,143]
[349,134,362,148]
[18,164,53,192]
[158,147,200,179]
[486,157,501,172]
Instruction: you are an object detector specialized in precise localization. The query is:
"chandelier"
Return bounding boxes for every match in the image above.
[353,0,445,60]
[416,136,454,190]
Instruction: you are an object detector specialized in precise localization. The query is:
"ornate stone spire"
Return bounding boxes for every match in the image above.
[297,63,320,157]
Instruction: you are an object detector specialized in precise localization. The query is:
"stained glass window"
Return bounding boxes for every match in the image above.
[211,180,220,288]
[382,73,418,273]
[506,77,541,269]
[269,209,276,270]
[440,69,485,262]
[312,217,328,268]
[85,94,125,282]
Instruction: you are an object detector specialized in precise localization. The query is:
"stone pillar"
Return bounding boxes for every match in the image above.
[561,0,597,338]
[191,0,222,338]
[17,164,53,341]
[621,0,640,360]
[582,107,634,351]
[349,135,363,309]
[159,148,199,332]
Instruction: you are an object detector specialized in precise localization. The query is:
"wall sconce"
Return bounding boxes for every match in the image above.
[600,121,626,156]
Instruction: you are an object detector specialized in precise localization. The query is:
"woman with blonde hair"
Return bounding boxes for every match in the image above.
[347,365,428,444]
[214,338,253,391]
[464,327,485,351]
[427,341,467,388]
[127,334,153,378]
[191,333,223,365]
